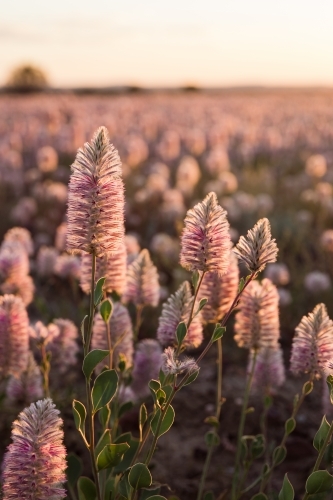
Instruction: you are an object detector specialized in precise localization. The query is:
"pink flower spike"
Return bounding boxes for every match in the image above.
[66,126,125,257]
[180,192,231,275]
[2,398,67,500]
[123,249,160,308]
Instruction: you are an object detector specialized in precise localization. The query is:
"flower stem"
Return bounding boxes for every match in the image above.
[231,348,258,500]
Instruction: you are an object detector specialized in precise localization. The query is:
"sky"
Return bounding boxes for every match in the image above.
[1,0,333,87]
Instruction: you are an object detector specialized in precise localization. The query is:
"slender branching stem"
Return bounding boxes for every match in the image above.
[231,348,258,500]
[40,342,50,398]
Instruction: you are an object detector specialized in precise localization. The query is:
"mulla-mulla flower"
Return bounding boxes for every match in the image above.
[66,126,125,257]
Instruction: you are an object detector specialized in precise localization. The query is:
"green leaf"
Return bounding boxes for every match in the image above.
[278,473,294,500]
[151,405,175,437]
[250,495,268,500]
[183,369,200,386]
[82,349,109,380]
[306,470,333,494]
[192,270,200,291]
[264,395,273,409]
[94,277,106,306]
[285,418,296,436]
[118,400,134,419]
[100,298,113,323]
[66,453,82,488]
[80,315,88,345]
[238,277,245,293]
[77,476,96,500]
[158,369,167,386]
[327,375,333,404]
[273,445,287,466]
[128,463,152,490]
[72,400,87,438]
[211,324,226,342]
[149,379,161,403]
[92,369,118,413]
[96,442,130,471]
[314,416,331,452]
[94,429,111,459]
[176,322,187,345]
[113,434,140,473]
[139,403,148,441]
[205,430,220,447]
[302,380,313,396]
[195,298,208,315]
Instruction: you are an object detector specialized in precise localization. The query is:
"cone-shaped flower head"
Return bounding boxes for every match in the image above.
[92,301,134,372]
[180,192,231,275]
[0,294,29,378]
[157,281,203,349]
[198,251,239,324]
[1,275,35,307]
[6,351,43,404]
[0,241,30,282]
[2,398,66,500]
[130,339,163,400]
[248,346,285,394]
[234,279,280,350]
[4,227,34,256]
[234,218,278,274]
[290,303,333,379]
[80,241,127,296]
[123,249,160,307]
[66,126,125,257]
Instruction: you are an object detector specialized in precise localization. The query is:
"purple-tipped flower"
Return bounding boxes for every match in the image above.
[157,281,203,349]
[234,218,278,274]
[66,126,125,257]
[1,275,35,306]
[92,301,134,372]
[2,398,66,500]
[290,303,333,379]
[123,249,160,307]
[130,339,163,400]
[198,251,239,324]
[80,242,127,296]
[6,351,43,404]
[180,192,231,275]
[0,242,30,282]
[36,246,59,277]
[54,254,81,280]
[234,279,280,350]
[0,294,29,378]
[162,346,199,375]
[247,346,285,394]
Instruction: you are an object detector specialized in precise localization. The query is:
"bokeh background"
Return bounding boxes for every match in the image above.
[2,2,333,498]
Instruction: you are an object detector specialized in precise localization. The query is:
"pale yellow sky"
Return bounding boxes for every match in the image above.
[1,0,333,86]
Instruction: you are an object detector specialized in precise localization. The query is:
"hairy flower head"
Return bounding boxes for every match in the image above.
[234,279,280,350]
[2,398,66,500]
[4,227,34,256]
[248,346,285,394]
[66,126,125,257]
[0,294,29,379]
[130,339,163,400]
[157,281,203,349]
[122,249,160,307]
[234,218,278,274]
[180,192,231,275]
[198,251,239,324]
[162,346,199,376]
[290,303,333,379]
[6,351,43,404]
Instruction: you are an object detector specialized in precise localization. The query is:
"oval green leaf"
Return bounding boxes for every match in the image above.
[100,298,113,323]
[66,453,83,488]
[94,276,106,306]
[96,442,130,471]
[285,418,296,436]
[78,476,96,500]
[176,322,187,345]
[82,349,109,380]
[273,445,287,466]
[306,470,333,494]
[92,369,118,413]
[128,462,152,490]
[250,495,268,500]
[313,415,330,452]
[150,405,175,437]
[72,400,86,438]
